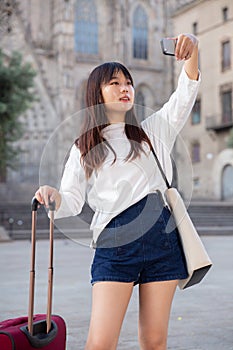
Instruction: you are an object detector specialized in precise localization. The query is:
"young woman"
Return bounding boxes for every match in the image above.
[35,34,200,350]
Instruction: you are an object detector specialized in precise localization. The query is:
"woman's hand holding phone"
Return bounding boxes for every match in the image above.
[161,34,198,61]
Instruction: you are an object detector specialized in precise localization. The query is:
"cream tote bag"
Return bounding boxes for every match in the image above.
[150,143,212,289]
[165,187,212,289]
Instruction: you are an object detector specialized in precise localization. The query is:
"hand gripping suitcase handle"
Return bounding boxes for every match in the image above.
[28,197,56,335]
[31,197,56,211]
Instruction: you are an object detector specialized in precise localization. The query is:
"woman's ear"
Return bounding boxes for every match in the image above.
[98,93,103,104]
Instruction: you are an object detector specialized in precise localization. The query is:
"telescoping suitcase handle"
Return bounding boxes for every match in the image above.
[28,197,56,336]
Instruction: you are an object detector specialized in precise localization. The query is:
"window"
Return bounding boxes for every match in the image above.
[221,90,232,124]
[132,5,148,59]
[192,99,201,124]
[192,22,198,35]
[222,7,228,21]
[222,40,231,71]
[193,177,200,188]
[74,0,98,55]
[191,142,200,163]
[135,91,146,121]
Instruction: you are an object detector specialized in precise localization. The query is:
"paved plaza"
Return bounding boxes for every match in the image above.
[0,235,233,349]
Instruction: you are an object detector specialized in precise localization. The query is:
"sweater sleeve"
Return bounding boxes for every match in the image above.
[54,144,86,219]
[141,67,201,153]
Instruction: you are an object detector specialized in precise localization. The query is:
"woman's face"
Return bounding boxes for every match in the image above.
[101,70,135,122]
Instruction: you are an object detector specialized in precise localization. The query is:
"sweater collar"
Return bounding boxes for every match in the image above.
[102,122,126,138]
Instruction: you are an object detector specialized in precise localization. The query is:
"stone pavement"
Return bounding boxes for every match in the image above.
[0,236,233,350]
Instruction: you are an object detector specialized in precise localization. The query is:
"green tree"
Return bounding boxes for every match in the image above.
[0,49,37,182]
[227,128,233,148]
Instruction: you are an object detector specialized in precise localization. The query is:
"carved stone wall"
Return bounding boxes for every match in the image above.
[0,0,173,202]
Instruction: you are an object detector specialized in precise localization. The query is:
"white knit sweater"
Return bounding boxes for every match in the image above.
[55,67,201,245]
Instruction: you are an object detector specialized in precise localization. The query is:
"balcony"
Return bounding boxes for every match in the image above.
[206,115,233,132]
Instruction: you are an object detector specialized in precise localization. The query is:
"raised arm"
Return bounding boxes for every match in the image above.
[141,33,200,154]
[175,33,199,80]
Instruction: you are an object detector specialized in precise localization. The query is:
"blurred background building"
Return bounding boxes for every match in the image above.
[172,0,233,201]
[0,0,232,204]
[0,0,174,202]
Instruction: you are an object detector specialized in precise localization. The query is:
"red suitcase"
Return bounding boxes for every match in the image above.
[0,198,66,349]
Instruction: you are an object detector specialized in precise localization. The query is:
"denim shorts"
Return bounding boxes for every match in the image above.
[91,192,188,285]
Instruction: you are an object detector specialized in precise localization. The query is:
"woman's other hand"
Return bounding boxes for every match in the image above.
[35,185,61,210]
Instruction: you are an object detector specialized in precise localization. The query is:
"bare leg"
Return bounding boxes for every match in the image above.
[138,280,178,350]
[85,281,134,350]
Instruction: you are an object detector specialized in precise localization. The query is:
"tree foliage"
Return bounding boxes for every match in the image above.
[0,49,37,181]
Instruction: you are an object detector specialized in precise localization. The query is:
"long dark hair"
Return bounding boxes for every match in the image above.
[76,62,151,179]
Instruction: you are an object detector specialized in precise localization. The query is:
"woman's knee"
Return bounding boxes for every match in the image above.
[139,331,167,350]
[85,336,117,350]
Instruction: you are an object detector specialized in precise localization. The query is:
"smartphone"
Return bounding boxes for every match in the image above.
[160,38,177,56]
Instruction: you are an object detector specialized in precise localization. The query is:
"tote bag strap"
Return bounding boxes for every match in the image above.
[150,144,172,190]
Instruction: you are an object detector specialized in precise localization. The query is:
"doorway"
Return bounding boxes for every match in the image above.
[222,164,233,200]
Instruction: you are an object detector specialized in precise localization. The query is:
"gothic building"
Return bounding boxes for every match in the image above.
[0,0,175,202]
[3,0,230,203]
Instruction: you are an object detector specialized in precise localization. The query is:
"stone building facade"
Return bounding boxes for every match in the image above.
[171,0,233,201]
[0,0,175,202]
[2,0,231,203]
